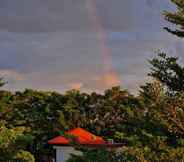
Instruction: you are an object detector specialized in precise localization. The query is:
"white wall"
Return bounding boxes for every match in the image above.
[53,146,82,162]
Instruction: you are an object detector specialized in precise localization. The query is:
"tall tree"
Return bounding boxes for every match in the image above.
[164,0,184,37]
[155,1,184,91]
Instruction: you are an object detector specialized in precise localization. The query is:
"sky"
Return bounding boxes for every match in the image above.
[0,0,184,94]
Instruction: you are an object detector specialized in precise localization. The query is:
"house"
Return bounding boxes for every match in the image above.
[48,128,124,162]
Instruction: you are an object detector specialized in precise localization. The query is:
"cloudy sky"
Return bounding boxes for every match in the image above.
[0,0,183,93]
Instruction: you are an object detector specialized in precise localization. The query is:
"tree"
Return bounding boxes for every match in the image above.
[135,80,184,161]
[7,89,63,160]
[164,0,184,37]
[139,80,184,138]
[0,124,35,162]
[0,78,5,87]
[149,52,184,92]
[157,1,184,92]
[163,92,184,137]
[67,148,123,162]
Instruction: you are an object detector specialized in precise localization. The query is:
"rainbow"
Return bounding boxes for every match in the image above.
[86,0,121,87]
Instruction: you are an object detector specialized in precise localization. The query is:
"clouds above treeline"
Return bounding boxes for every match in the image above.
[0,0,133,32]
[0,0,172,32]
[0,0,183,93]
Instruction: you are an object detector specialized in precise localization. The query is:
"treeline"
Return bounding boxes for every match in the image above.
[1,53,184,162]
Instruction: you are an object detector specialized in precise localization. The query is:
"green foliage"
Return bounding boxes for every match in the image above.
[120,147,149,162]
[0,78,5,87]
[149,52,184,92]
[0,59,184,162]
[0,81,183,162]
[0,125,35,162]
[13,150,35,162]
[67,149,120,162]
[164,0,184,37]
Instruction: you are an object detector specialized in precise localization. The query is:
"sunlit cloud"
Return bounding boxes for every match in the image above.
[0,0,181,94]
[103,72,120,87]
[68,82,84,90]
[92,72,120,88]
[0,69,25,81]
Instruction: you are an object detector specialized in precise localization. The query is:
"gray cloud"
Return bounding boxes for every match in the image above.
[0,0,134,33]
[0,0,183,94]
[0,0,170,33]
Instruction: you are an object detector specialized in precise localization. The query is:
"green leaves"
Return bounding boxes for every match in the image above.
[0,125,35,162]
[67,149,119,162]
[13,150,35,162]
[164,0,184,37]
[149,53,184,92]
[0,78,5,87]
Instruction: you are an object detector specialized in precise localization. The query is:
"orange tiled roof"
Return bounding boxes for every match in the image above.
[48,128,105,145]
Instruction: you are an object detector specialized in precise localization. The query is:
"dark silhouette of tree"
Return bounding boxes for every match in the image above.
[149,52,184,92]
[164,0,184,37]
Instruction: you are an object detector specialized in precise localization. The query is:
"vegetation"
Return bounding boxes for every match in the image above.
[1,0,184,162]
[164,0,184,37]
[149,52,184,92]
[67,149,119,162]
[0,78,5,87]
[0,124,35,162]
